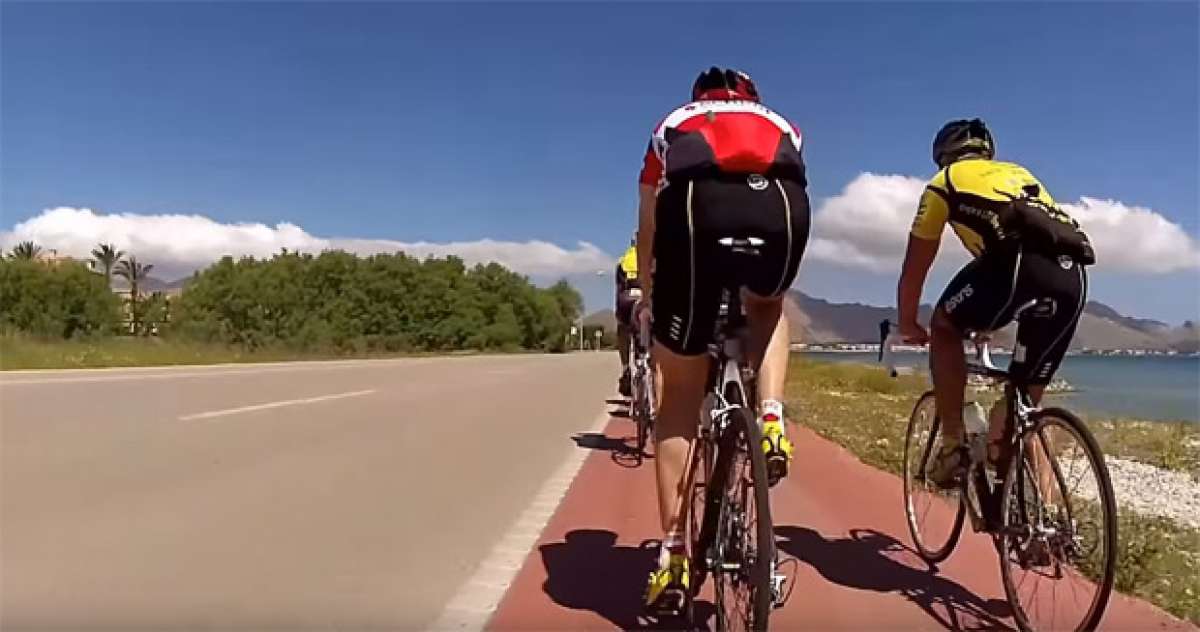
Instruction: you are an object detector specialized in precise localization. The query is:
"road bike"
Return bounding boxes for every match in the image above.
[627,287,656,459]
[675,237,786,631]
[885,298,1118,631]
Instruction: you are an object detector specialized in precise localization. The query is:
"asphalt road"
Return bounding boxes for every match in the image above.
[1,353,617,630]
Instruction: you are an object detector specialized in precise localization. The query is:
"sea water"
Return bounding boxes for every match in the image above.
[801,351,1200,422]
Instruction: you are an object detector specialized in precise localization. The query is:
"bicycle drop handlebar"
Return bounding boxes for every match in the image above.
[878,320,1008,378]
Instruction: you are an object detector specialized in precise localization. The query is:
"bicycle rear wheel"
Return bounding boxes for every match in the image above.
[634,359,655,457]
[902,391,966,563]
[711,406,774,631]
[999,407,1117,632]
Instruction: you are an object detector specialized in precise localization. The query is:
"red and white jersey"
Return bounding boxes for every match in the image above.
[638,99,805,191]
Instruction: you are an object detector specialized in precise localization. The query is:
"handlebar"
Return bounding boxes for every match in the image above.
[877,321,1001,377]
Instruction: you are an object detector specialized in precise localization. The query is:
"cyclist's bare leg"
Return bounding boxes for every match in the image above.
[743,291,793,484]
[742,291,789,403]
[651,343,709,534]
[986,385,1046,446]
[989,385,1059,500]
[930,307,967,442]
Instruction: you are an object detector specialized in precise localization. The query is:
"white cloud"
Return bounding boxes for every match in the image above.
[807,173,947,273]
[1061,197,1200,274]
[808,173,1200,275]
[0,207,613,280]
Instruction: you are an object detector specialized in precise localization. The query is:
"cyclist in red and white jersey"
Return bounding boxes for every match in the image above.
[637,67,811,612]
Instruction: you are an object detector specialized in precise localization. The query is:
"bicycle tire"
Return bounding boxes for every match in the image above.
[636,361,655,458]
[711,405,774,631]
[687,430,715,592]
[635,391,650,457]
[902,391,966,563]
[999,407,1117,632]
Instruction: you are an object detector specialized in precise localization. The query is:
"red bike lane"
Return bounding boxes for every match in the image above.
[487,410,1193,631]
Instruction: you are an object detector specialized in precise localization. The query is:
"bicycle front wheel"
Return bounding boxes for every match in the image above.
[999,407,1117,632]
[711,406,774,631]
[902,391,966,563]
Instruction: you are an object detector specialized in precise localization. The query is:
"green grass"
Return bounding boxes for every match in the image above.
[1088,419,1200,479]
[0,334,327,370]
[784,355,1200,623]
[0,333,549,370]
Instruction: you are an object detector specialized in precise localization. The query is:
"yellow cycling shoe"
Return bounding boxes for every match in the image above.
[644,553,690,615]
[761,414,793,487]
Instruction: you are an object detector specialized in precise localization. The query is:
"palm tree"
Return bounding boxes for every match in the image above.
[115,255,154,334]
[91,243,124,283]
[8,241,42,260]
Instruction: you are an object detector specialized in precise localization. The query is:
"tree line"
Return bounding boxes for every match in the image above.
[0,242,585,353]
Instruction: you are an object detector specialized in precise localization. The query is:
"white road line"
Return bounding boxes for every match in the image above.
[0,359,439,386]
[0,353,582,386]
[429,409,611,631]
[177,389,376,421]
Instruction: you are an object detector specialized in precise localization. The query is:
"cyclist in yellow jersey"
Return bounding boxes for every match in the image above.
[898,118,1095,488]
[615,237,641,396]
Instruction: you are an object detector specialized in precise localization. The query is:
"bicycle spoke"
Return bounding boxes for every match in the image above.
[1000,410,1116,632]
[903,393,965,563]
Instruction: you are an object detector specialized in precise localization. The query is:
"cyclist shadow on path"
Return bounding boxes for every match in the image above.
[572,431,650,468]
[539,529,714,631]
[775,526,1014,631]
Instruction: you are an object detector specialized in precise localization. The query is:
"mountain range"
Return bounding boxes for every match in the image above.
[586,292,1200,352]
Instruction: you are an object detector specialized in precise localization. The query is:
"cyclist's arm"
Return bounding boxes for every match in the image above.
[636,136,661,303]
[636,183,656,302]
[897,185,947,329]
[898,234,939,325]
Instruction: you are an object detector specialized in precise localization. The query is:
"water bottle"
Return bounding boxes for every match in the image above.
[963,401,987,464]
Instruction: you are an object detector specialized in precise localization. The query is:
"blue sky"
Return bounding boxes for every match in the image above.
[2,2,1198,321]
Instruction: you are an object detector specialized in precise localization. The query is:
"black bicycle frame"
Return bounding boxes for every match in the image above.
[695,286,755,569]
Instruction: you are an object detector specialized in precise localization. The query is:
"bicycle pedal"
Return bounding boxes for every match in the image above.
[770,573,788,608]
[646,588,689,617]
[772,557,799,608]
[765,453,788,486]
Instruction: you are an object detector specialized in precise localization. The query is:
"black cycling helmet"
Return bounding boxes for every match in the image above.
[932,118,995,167]
[692,66,759,102]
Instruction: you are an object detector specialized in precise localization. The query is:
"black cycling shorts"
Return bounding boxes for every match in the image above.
[938,246,1088,386]
[615,290,638,327]
[652,174,811,356]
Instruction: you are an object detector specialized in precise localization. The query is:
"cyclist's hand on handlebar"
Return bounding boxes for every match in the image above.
[900,320,929,345]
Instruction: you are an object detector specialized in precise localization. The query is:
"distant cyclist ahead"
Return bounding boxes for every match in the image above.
[615,237,641,397]
[636,67,811,614]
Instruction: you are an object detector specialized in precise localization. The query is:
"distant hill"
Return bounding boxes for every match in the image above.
[1083,301,1169,335]
[583,308,617,331]
[786,291,1197,352]
[785,292,933,344]
[109,275,192,293]
[587,292,1196,352]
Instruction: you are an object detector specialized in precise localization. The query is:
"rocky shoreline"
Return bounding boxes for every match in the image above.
[1065,455,1200,530]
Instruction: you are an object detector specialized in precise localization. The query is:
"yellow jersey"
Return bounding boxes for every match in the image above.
[911,159,1059,258]
[618,245,638,280]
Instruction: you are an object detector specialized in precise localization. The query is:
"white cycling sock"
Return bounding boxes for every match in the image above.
[761,399,785,423]
[659,532,685,566]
